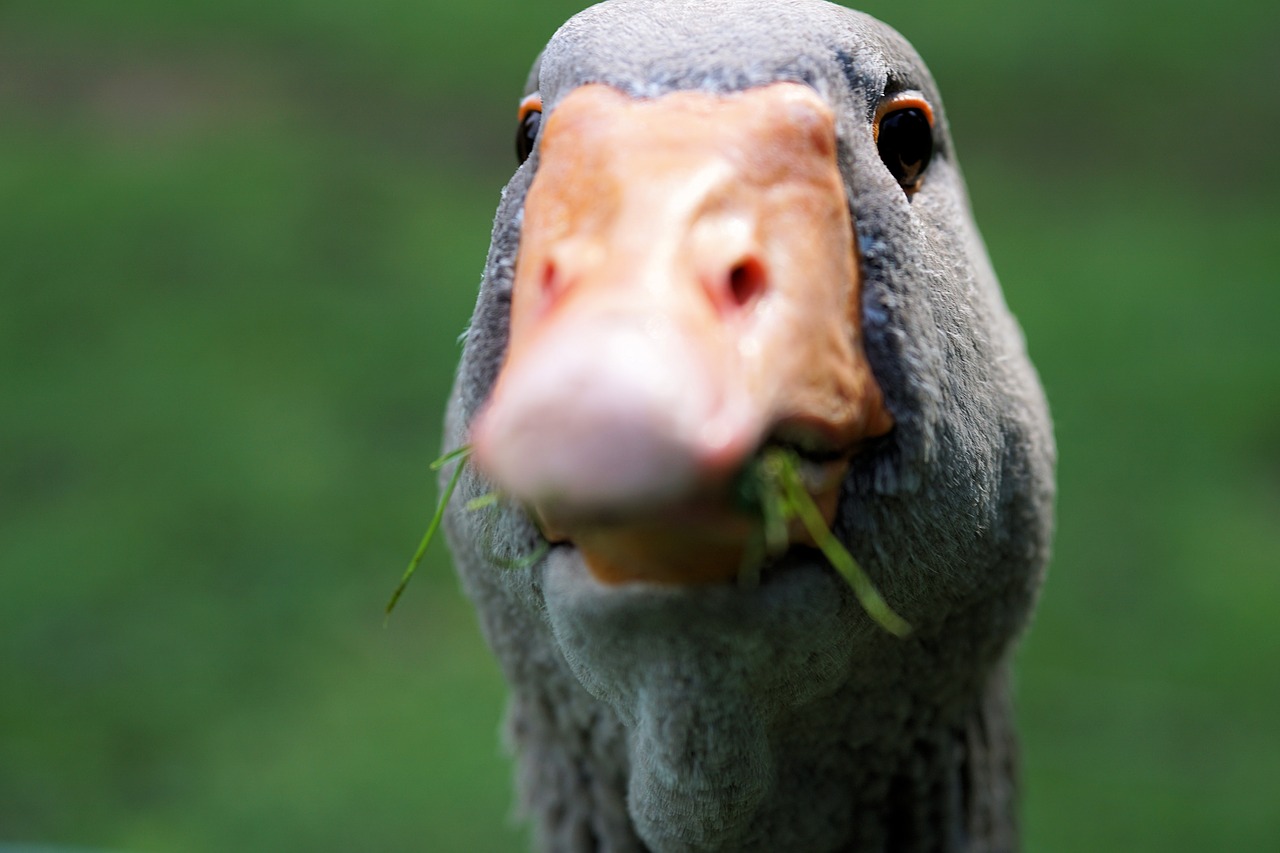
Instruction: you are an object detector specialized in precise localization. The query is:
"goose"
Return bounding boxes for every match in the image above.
[438,1,1055,850]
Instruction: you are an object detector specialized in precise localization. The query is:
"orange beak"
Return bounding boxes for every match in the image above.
[471,83,892,584]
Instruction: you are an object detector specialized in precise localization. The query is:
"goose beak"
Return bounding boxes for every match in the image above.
[472,82,892,584]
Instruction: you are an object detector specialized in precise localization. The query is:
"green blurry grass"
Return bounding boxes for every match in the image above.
[1,1,1277,850]
[983,186,1280,851]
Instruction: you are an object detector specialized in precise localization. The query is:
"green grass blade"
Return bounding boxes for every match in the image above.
[466,492,499,511]
[429,444,473,471]
[770,449,912,637]
[490,539,550,570]
[385,447,471,620]
[758,464,791,557]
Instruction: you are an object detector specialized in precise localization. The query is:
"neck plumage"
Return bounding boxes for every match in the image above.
[503,648,1020,853]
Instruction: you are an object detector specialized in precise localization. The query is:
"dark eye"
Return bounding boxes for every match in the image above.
[875,97,934,191]
[516,95,543,164]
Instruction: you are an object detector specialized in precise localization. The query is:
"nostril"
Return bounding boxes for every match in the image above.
[540,259,560,297]
[727,257,767,309]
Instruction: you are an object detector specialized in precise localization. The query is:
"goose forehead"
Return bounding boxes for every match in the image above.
[536,0,930,104]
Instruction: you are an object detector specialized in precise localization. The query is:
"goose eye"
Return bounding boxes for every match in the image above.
[516,95,543,164]
[874,97,935,191]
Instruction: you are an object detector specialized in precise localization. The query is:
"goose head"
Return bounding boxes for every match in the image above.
[441,1,1055,849]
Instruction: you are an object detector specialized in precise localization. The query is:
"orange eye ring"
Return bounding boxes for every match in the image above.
[873,94,935,193]
[872,94,934,143]
[518,93,543,124]
[516,93,544,164]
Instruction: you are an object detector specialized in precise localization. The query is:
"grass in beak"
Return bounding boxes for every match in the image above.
[739,447,912,638]
[386,446,549,621]
[465,492,500,511]
[385,446,472,620]
[390,446,909,637]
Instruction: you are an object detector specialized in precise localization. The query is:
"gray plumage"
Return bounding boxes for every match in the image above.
[441,1,1055,851]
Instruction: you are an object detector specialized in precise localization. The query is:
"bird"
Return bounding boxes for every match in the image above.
[439,1,1055,850]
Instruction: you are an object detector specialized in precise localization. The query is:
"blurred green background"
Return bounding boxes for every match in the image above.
[2,0,1277,850]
